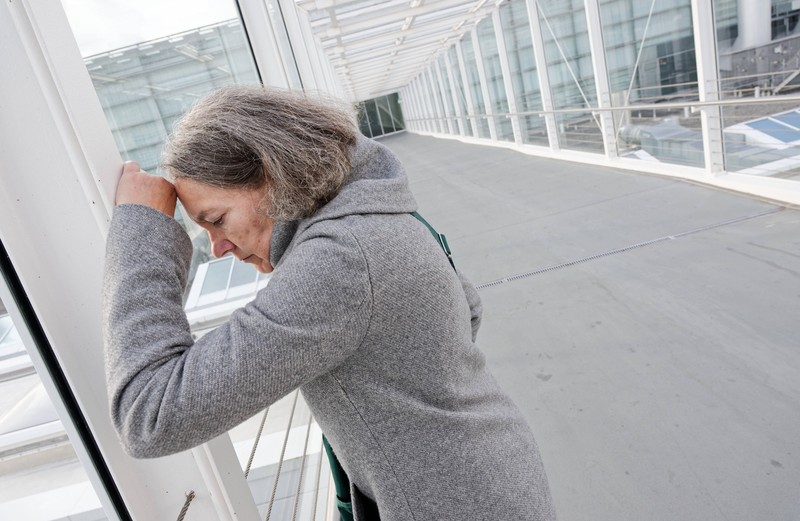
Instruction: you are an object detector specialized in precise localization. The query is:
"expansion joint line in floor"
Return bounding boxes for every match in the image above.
[474,207,785,290]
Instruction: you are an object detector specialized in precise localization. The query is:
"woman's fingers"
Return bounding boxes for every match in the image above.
[115,161,177,217]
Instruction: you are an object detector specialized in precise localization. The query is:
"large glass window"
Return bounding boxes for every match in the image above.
[477,17,515,141]
[599,0,703,167]
[537,0,603,152]
[500,0,547,146]
[58,2,331,516]
[448,46,473,137]
[357,94,405,138]
[437,57,459,134]
[461,33,492,139]
[0,296,105,520]
[715,0,800,181]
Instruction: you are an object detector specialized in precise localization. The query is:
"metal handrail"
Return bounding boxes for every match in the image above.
[407,93,800,121]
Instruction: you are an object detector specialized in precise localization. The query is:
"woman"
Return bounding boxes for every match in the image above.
[104,85,556,520]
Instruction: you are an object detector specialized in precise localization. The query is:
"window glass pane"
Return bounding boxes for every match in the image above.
[448,46,473,137]
[229,259,259,288]
[599,0,702,167]
[477,18,514,141]
[437,58,458,133]
[387,93,406,130]
[376,96,396,133]
[537,0,603,152]
[0,297,105,520]
[461,33,492,138]
[61,0,261,293]
[715,0,800,181]
[500,0,547,145]
[200,258,233,296]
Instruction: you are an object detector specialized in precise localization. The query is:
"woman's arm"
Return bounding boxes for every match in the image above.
[457,270,482,341]
[102,204,371,458]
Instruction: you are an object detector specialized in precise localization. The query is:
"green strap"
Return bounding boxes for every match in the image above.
[410,211,456,271]
[322,435,355,521]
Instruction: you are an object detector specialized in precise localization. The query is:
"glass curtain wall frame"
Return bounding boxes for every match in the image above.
[476,17,514,141]
[455,41,481,137]
[447,46,473,137]
[597,0,704,168]
[461,31,493,139]
[714,0,800,181]
[500,0,548,146]
[0,282,120,520]
[429,67,453,134]
[425,68,446,133]
[0,2,263,518]
[412,77,431,132]
[436,56,459,135]
[536,0,604,152]
[387,93,405,130]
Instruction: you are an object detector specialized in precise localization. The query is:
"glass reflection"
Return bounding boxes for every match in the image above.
[461,33,492,139]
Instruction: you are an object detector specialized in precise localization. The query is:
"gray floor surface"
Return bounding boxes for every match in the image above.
[380,132,800,521]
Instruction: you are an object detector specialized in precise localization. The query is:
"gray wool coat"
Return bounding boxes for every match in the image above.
[103,134,556,520]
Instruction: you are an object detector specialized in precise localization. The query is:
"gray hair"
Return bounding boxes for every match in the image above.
[162,85,358,220]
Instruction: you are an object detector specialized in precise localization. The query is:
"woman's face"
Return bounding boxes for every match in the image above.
[174,178,274,273]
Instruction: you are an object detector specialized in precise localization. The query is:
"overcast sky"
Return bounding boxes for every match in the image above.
[61,0,240,56]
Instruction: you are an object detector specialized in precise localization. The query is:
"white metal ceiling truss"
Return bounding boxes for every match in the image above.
[298,0,500,101]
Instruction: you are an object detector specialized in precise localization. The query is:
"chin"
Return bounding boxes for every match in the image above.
[255,261,274,274]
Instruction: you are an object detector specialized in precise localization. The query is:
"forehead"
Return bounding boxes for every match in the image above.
[174,177,265,219]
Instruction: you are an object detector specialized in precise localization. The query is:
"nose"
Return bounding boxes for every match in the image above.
[209,233,236,258]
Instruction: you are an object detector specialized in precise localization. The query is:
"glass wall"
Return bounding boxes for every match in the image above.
[0,297,105,520]
[358,93,406,138]
[56,1,332,517]
[716,0,800,180]
[537,0,603,152]
[477,17,515,141]
[500,0,547,146]
[448,46,473,137]
[437,56,459,134]
[599,0,704,167]
[461,32,492,139]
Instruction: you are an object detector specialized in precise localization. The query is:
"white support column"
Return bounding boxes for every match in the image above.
[493,9,523,145]
[238,0,292,88]
[525,0,560,150]
[434,58,457,134]
[1,2,261,520]
[456,42,480,137]
[471,26,498,141]
[278,0,318,91]
[583,0,618,159]
[691,0,725,174]
[411,78,426,132]
[444,50,466,136]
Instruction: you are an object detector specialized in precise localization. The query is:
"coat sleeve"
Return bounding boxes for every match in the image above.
[102,204,372,458]
[457,270,482,341]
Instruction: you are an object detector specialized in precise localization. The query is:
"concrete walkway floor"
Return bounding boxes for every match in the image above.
[380,132,800,521]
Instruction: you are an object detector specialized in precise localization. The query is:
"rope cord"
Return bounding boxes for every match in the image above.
[309,439,325,521]
[291,413,314,521]
[176,491,196,521]
[265,390,300,521]
[244,407,270,479]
